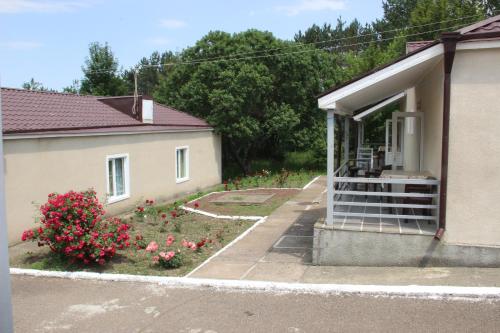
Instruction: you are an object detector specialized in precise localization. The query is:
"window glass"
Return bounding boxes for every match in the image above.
[108,159,114,197]
[176,148,188,181]
[115,158,125,196]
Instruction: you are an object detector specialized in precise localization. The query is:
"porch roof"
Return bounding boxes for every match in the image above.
[318,43,443,113]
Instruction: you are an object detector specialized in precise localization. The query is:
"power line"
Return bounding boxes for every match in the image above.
[155,11,492,64]
[82,13,492,76]
[143,21,477,67]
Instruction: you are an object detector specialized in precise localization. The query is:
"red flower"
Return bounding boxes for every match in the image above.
[194,202,200,209]
[161,213,167,219]
[171,211,177,218]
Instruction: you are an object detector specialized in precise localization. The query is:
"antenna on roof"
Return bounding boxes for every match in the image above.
[132,69,138,116]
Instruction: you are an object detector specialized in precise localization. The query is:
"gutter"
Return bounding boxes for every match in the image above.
[436,32,461,241]
[3,127,214,140]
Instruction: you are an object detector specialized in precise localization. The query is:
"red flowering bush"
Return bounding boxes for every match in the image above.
[21,190,130,265]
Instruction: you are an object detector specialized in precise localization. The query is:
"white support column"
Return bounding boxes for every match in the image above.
[326,110,335,226]
[344,116,350,163]
[361,122,365,146]
[357,121,362,149]
[0,81,13,333]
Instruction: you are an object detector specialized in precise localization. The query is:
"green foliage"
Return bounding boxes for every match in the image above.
[22,78,54,92]
[122,51,177,96]
[63,1,499,176]
[154,30,339,174]
[80,42,128,96]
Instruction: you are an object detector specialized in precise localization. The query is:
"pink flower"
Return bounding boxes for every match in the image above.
[152,255,160,264]
[145,241,158,253]
[166,234,175,246]
[181,239,197,251]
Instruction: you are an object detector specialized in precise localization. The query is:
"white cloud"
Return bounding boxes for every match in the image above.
[159,18,187,29]
[275,0,346,16]
[146,37,170,46]
[0,0,90,13]
[0,41,43,49]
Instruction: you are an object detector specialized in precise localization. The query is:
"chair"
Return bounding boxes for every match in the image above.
[402,184,434,223]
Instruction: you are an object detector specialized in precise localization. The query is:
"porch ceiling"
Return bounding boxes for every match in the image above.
[318,44,444,113]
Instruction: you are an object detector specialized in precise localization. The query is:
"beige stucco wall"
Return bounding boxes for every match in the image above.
[445,47,500,247]
[4,130,221,244]
[415,59,444,178]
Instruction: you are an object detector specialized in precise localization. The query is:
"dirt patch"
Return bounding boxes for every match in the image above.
[186,188,301,216]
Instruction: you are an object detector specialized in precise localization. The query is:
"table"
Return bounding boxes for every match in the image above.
[379,170,435,209]
[380,170,435,180]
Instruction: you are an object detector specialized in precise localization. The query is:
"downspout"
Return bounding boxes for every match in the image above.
[435,32,461,241]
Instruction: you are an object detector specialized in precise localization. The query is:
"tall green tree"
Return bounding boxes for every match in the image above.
[80,42,127,96]
[123,51,177,96]
[22,78,53,92]
[154,30,340,174]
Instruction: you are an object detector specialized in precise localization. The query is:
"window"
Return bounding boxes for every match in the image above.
[176,146,189,183]
[106,154,130,203]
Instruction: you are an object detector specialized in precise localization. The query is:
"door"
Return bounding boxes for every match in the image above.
[385,119,404,167]
[391,112,424,171]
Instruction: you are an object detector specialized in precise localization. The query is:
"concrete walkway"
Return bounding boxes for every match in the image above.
[189,176,326,281]
[190,176,500,286]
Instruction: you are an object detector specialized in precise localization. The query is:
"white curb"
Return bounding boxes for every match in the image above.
[10,267,500,301]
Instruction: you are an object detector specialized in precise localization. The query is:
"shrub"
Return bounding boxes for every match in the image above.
[147,236,209,269]
[275,168,290,187]
[135,199,161,224]
[21,190,130,265]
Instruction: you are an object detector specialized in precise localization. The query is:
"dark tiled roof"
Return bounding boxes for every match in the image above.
[406,41,434,54]
[0,88,211,135]
[458,14,500,34]
[317,15,500,99]
[153,102,209,127]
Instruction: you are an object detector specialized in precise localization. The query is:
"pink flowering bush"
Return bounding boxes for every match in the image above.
[145,234,209,269]
[21,190,130,265]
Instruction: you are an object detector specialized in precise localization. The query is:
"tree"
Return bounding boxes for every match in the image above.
[154,30,340,174]
[80,42,127,96]
[123,51,177,96]
[62,80,80,94]
[22,78,52,92]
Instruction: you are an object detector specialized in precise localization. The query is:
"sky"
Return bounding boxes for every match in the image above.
[0,0,384,90]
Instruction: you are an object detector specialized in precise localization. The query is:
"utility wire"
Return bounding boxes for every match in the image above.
[82,14,493,76]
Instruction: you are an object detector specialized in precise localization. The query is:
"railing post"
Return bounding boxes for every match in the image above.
[326,110,335,226]
[344,116,350,164]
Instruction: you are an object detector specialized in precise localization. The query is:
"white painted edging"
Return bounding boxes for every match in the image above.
[180,176,320,219]
[302,175,320,190]
[10,267,500,301]
[186,216,268,277]
[180,206,263,221]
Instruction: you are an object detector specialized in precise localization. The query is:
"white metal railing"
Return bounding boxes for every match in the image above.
[332,174,440,223]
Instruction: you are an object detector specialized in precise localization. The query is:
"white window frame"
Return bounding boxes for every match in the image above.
[106,153,130,204]
[175,146,190,183]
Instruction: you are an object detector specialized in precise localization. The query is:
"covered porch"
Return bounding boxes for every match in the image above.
[318,42,445,238]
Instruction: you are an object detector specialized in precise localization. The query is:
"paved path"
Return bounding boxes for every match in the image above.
[11,275,500,333]
[190,177,500,287]
[189,176,326,281]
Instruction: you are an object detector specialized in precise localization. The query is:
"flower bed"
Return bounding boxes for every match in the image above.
[12,196,254,277]
[184,188,300,217]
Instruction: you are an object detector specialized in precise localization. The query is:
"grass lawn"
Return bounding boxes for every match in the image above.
[11,165,318,276]
[11,210,254,277]
[186,188,300,217]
